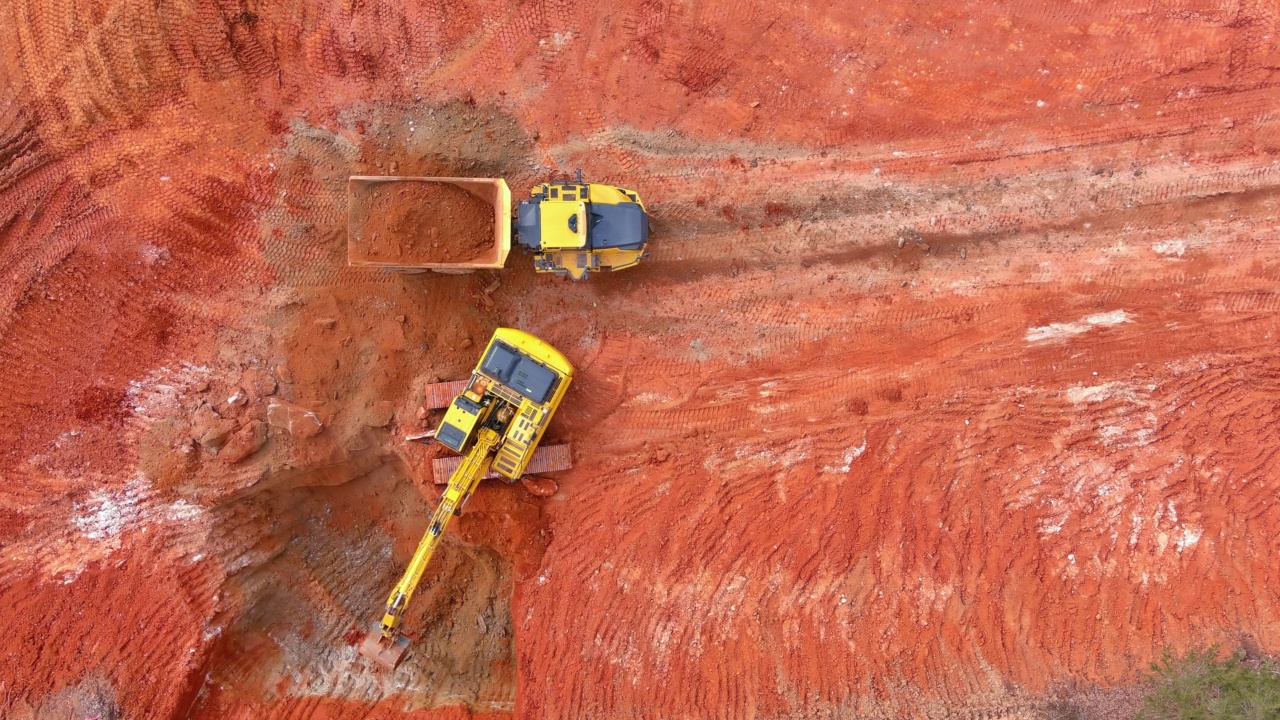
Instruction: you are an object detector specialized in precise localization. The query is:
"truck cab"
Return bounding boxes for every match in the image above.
[515,181,650,280]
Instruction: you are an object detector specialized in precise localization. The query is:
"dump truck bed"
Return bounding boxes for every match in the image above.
[347,176,511,271]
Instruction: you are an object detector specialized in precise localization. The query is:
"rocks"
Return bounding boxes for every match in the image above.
[198,424,233,452]
[190,404,219,432]
[218,421,267,464]
[266,400,324,438]
[520,476,558,497]
[365,400,396,428]
[190,404,235,452]
[240,367,278,397]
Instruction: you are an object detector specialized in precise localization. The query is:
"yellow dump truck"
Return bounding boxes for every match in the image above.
[348,174,650,280]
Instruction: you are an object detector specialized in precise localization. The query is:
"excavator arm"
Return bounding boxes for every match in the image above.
[359,426,502,669]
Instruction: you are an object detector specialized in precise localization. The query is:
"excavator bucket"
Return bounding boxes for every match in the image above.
[347,176,511,272]
[358,623,411,670]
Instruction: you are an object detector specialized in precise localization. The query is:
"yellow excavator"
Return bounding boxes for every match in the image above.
[359,327,574,670]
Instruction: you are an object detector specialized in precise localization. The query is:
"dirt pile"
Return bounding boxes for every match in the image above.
[2,0,1279,719]
[350,182,496,265]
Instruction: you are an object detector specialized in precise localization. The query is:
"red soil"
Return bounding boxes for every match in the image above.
[1,1,1279,719]
[350,182,496,265]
